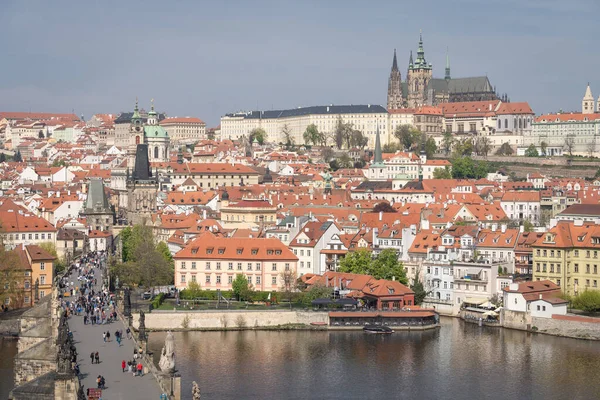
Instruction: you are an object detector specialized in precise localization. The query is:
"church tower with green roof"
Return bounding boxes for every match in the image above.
[144,99,170,163]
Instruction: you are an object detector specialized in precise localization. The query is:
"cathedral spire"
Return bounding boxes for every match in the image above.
[392,49,398,71]
[408,50,414,68]
[132,97,140,119]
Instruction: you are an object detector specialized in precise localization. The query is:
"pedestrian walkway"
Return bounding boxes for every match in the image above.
[67,257,163,400]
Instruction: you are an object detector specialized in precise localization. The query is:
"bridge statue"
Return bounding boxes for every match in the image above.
[159,330,176,373]
[192,381,201,399]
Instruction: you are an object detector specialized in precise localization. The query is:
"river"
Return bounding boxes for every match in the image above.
[3,318,600,399]
[145,318,600,400]
[0,338,18,400]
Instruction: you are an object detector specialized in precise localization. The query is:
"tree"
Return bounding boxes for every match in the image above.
[372,202,397,213]
[350,129,368,149]
[496,142,514,156]
[280,269,298,306]
[38,242,65,275]
[523,220,534,232]
[441,132,454,156]
[540,141,548,156]
[334,117,352,149]
[564,135,575,157]
[394,125,420,151]
[320,147,335,163]
[524,144,539,157]
[371,249,408,283]
[454,138,474,156]
[432,167,452,179]
[338,249,373,276]
[281,124,294,150]
[410,268,430,305]
[423,136,437,159]
[0,245,26,309]
[587,139,596,158]
[339,248,407,282]
[302,283,333,307]
[571,290,600,313]
[185,281,203,299]
[113,224,173,288]
[337,153,353,169]
[383,142,400,153]
[13,150,22,162]
[451,157,490,179]
[303,124,324,146]
[249,128,267,145]
[475,137,491,157]
[232,274,251,301]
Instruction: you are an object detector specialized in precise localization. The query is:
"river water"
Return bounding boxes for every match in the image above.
[146,318,600,400]
[3,318,600,399]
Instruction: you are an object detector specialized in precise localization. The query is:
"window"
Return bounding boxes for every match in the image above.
[216,276,221,284]
[216,262,221,270]
[228,262,233,270]
[237,249,243,255]
[256,276,261,285]
[307,250,311,256]
[180,274,186,283]
[574,264,579,273]
[191,275,196,282]
[237,263,242,270]
[206,275,211,283]
[272,263,277,271]
[40,262,45,270]
[587,264,591,274]
[307,262,311,269]
[557,279,561,286]
[206,262,211,270]
[247,263,252,271]
[537,305,540,311]
[272,276,277,285]
[181,262,186,270]
[218,248,225,254]
[192,262,197,270]
[228,276,233,284]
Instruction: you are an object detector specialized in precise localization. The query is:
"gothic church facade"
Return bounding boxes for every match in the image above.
[387,33,504,109]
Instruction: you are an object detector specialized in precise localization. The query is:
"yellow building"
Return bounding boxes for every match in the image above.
[533,221,600,296]
[1,245,55,309]
[220,197,277,228]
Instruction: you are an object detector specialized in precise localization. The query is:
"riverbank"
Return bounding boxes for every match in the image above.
[131,309,440,332]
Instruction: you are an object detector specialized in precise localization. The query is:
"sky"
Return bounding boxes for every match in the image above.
[0,0,599,126]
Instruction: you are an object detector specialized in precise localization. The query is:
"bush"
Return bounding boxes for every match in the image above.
[152,293,166,309]
[571,290,600,313]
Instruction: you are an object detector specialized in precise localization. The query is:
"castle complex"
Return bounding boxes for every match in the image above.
[387,32,504,109]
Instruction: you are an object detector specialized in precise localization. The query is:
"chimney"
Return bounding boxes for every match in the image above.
[501,224,507,233]
[379,211,383,221]
[491,223,497,232]
[539,294,542,300]
[519,225,524,233]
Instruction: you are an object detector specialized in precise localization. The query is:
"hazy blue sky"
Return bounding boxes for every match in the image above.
[1,0,598,126]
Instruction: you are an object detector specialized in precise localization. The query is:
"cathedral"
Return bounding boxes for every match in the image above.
[387,33,504,109]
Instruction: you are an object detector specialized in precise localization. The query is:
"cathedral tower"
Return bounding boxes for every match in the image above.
[387,49,403,109]
[583,83,594,114]
[407,31,433,108]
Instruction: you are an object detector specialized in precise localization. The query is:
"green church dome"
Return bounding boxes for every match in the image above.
[144,125,169,138]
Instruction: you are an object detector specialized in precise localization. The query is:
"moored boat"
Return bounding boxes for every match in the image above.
[363,325,394,334]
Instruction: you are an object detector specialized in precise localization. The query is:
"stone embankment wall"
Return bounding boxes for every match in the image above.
[132,310,329,331]
[533,315,600,340]
[501,309,600,340]
[0,318,20,336]
[422,301,456,316]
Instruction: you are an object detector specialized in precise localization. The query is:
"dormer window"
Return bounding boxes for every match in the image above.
[218,248,225,254]
[251,248,258,255]
[206,248,214,255]
[236,248,243,255]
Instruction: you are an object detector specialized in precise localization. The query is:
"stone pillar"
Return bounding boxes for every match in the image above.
[54,376,79,400]
[172,374,181,400]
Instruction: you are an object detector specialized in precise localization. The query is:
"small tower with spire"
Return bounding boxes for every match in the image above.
[387,49,403,109]
[583,83,594,114]
[445,48,451,81]
[368,126,385,181]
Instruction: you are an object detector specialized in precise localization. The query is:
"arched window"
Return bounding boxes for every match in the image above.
[154,146,159,159]
[136,136,140,145]
[504,119,508,129]
[519,119,522,129]
[498,120,501,128]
